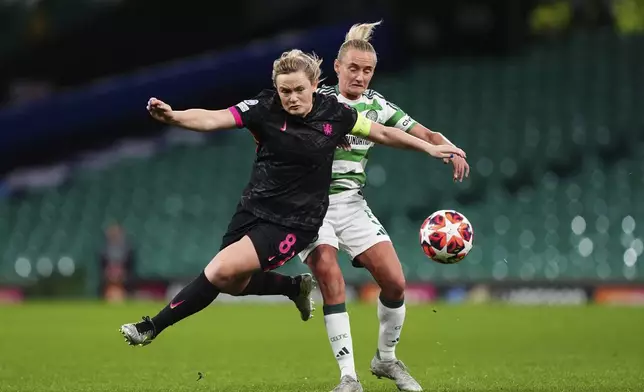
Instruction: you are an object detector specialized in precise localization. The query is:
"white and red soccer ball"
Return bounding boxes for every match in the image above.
[420,210,474,264]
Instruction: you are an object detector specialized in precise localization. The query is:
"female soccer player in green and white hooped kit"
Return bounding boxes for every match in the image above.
[300,21,470,392]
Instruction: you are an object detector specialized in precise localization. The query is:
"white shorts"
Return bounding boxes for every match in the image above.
[299,191,391,262]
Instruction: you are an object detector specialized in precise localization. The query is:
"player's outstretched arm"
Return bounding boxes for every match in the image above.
[146,98,236,132]
[408,123,455,146]
[353,119,466,160]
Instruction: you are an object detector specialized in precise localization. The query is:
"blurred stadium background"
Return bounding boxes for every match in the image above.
[2,2,644,391]
[1,0,642,306]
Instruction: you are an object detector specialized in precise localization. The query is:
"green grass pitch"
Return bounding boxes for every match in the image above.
[1,302,643,391]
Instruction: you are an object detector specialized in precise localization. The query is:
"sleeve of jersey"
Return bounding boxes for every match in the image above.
[227,90,271,129]
[383,100,417,132]
[349,113,372,137]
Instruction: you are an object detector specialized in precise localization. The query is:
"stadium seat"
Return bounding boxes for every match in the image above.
[1,30,642,286]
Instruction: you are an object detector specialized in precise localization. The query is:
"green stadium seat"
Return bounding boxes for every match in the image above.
[1,31,642,286]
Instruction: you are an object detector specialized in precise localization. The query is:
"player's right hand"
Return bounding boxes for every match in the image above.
[449,155,470,182]
[147,97,174,123]
[427,144,466,160]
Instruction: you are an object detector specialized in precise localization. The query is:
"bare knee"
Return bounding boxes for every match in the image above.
[306,245,345,304]
[204,259,239,291]
[357,242,406,301]
[204,237,259,293]
[380,275,406,301]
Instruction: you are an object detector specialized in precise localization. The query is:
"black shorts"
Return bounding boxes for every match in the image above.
[220,206,318,271]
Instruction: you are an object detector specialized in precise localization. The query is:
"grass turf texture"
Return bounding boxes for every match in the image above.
[1,302,642,391]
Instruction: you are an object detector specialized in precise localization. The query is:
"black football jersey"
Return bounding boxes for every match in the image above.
[228,89,359,231]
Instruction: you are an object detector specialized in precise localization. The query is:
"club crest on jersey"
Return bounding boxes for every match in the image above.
[323,123,333,136]
[366,109,378,122]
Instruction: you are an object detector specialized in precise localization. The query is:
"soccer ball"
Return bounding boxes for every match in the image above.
[420,210,474,264]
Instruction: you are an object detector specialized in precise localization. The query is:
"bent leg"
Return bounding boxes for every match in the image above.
[120,236,261,345]
[306,245,358,383]
[355,241,406,360]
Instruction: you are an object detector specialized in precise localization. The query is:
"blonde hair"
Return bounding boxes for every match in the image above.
[337,20,382,62]
[272,49,323,86]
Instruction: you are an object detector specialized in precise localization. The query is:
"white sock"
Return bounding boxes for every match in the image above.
[377,297,406,361]
[324,310,357,380]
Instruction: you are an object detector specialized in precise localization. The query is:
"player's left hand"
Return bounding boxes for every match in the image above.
[443,155,470,182]
[337,136,352,151]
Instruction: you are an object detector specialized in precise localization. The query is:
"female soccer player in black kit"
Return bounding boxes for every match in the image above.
[119,49,465,347]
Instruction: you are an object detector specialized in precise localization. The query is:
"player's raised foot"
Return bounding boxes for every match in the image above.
[331,375,363,392]
[370,355,423,391]
[291,273,316,321]
[119,316,156,347]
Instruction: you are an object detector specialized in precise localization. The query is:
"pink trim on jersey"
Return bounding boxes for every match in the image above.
[228,106,243,128]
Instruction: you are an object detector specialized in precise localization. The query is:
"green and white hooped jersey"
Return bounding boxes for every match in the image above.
[317,84,417,198]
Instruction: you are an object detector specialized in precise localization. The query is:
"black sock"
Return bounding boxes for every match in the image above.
[238,271,300,298]
[379,292,405,309]
[322,303,347,315]
[148,272,220,336]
